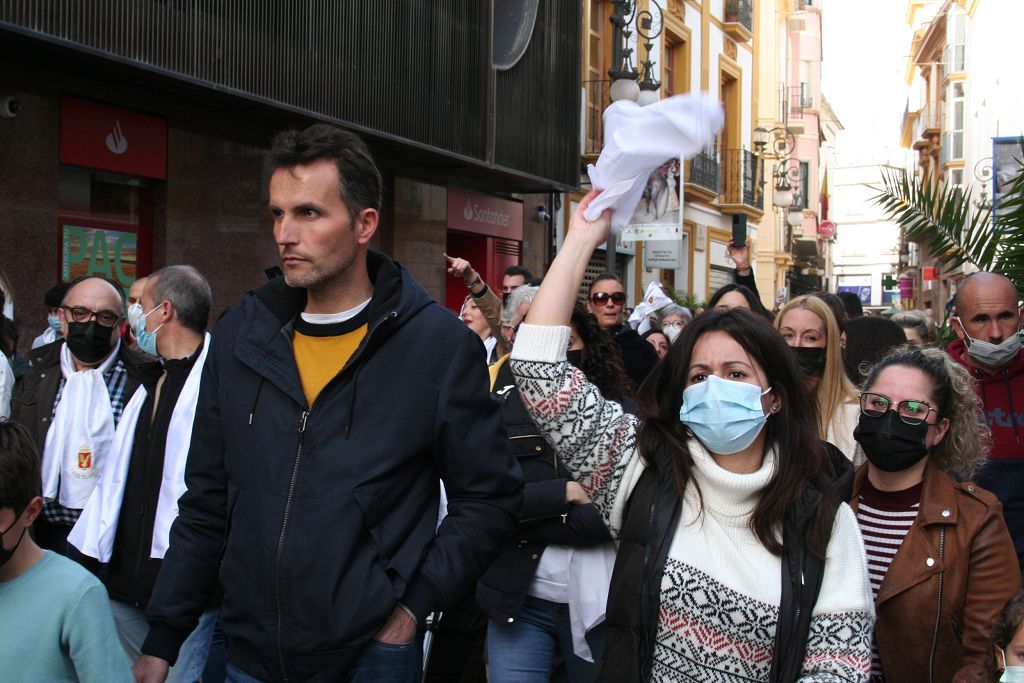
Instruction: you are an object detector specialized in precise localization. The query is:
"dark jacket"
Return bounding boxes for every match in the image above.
[11,338,154,449]
[610,324,659,390]
[601,444,850,683]
[476,357,612,620]
[948,339,1024,569]
[141,252,523,682]
[851,463,1020,683]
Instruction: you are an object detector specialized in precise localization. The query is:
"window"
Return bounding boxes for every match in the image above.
[949,168,963,188]
[664,41,676,97]
[662,30,690,99]
[945,7,966,72]
[945,81,964,161]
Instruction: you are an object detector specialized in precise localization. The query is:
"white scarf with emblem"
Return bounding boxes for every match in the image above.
[41,341,121,509]
[70,333,210,561]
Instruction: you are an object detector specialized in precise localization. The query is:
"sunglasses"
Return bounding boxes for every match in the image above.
[590,292,626,306]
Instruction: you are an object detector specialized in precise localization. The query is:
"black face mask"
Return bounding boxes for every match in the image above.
[0,507,27,570]
[792,346,827,376]
[566,349,584,369]
[65,321,116,365]
[502,292,510,306]
[853,410,930,472]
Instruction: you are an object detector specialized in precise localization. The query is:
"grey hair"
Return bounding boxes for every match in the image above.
[148,265,212,335]
[502,285,540,326]
[892,310,932,343]
[658,304,692,324]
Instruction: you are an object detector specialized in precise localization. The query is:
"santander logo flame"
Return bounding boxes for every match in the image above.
[105,118,128,155]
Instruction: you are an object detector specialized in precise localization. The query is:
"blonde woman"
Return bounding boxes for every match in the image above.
[775,295,860,461]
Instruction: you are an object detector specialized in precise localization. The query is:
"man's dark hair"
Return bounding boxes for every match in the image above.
[836,291,864,319]
[504,265,533,282]
[707,283,773,321]
[587,272,622,295]
[843,315,907,383]
[267,124,383,220]
[148,265,212,335]
[44,283,70,310]
[0,421,41,513]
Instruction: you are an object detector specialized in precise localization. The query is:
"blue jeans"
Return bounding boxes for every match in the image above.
[486,596,606,683]
[225,636,423,683]
[110,601,217,683]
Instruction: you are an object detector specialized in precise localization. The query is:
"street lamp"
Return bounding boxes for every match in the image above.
[609,1,664,105]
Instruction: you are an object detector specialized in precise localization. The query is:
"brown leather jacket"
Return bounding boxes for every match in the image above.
[851,464,1020,682]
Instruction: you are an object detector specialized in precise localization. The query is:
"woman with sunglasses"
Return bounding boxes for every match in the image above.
[850,347,1019,682]
[510,192,874,681]
[586,274,658,389]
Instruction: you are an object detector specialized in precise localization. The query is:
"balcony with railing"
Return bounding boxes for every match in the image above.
[582,79,611,160]
[913,103,941,150]
[684,138,720,203]
[720,148,764,216]
[723,0,753,42]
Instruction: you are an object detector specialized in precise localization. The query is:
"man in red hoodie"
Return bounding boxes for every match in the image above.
[948,271,1024,570]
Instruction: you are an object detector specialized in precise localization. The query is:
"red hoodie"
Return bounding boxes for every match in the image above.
[947,338,1024,460]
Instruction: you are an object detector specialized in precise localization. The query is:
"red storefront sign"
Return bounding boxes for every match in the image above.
[923,266,939,281]
[447,187,523,241]
[60,96,168,179]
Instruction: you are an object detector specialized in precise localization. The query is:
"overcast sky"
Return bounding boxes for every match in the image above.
[821,0,913,168]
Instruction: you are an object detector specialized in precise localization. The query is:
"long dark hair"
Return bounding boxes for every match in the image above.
[991,591,1024,677]
[707,284,773,321]
[636,308,834,557]
[571,303,634,400]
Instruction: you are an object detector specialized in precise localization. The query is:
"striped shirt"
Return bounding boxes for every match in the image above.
[857,478,923,680]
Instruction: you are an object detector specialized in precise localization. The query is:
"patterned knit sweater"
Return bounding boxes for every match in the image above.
[510,324,875,682]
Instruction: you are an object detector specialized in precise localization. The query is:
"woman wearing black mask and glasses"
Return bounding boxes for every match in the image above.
[850,347,1019,682]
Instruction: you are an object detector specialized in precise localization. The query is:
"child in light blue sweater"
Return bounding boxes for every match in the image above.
[0,420,132,682]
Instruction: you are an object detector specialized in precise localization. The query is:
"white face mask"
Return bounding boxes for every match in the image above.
[954,316,1022,370]
[663,324,682,344]
[126,302,144,331]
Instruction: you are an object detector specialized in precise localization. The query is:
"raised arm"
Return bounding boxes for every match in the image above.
[511,192,646,535]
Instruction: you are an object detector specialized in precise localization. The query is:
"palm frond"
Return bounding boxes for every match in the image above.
[873,168,997,273]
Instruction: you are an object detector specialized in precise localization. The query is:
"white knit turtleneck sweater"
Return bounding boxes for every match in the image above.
[510,323,874,683]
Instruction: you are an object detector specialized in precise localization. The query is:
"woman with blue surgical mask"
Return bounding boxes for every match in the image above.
[507,191,875,682]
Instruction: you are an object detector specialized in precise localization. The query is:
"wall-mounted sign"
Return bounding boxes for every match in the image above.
[899,277,915,298]
[447,187,523,241]
[60,96,168,179]
[818,220,836,239]
[62,223,137,293]
[694,224,707,251]
[644,239,681,270]
[922,266,939,281]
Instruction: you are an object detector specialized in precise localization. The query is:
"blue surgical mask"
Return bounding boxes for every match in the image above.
[678,375,771,455]
[134,304,165,357]
[47,314,62,335]
[1000,650,1024,682]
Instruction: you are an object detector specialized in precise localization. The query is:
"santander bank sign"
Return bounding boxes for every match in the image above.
[448,187,523,241]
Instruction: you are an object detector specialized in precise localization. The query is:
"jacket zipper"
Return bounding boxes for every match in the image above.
[927,527,946,683]
[274,409,309,683]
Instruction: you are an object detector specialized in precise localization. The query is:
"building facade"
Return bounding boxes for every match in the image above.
[0,1,582,345]
[571,0,764,306]
[898,0,1024,316]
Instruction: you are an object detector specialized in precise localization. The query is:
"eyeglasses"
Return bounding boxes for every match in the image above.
[590,292,626,306]
[662,321,685,330]
[61,306,121,328]
[859,392,940,426]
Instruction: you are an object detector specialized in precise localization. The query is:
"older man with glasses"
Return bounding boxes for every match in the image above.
[11,275,158,571]
[586,272,658,389]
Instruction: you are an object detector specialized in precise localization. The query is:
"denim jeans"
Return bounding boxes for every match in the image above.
[225,636,423,683]
[110,601,218,683]
[486,595,606,683]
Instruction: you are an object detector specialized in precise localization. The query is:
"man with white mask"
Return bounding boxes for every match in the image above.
[949,271,1024,571]
[11,275,158,570]
[70,265,217,682]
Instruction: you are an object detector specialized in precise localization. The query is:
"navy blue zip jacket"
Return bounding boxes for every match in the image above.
[142,251,524,681]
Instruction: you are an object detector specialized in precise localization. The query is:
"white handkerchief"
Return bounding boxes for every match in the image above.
[628,281,675,334]
[585,94,723,229]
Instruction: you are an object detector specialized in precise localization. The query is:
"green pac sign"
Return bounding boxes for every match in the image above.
[62,224,138,292]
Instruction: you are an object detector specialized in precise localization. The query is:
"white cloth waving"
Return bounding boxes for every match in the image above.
[628,281,675,334]
[70,333,211,561]
[42,342,122,509]
[584,94,723,229]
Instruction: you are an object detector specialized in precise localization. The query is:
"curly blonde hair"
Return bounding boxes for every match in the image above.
[862,347,990,479]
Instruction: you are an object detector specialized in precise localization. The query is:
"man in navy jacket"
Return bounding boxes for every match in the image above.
[134,124,523,682]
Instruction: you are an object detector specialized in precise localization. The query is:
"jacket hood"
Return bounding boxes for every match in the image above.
[947,337,1024,383]
[252,250,434,328]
